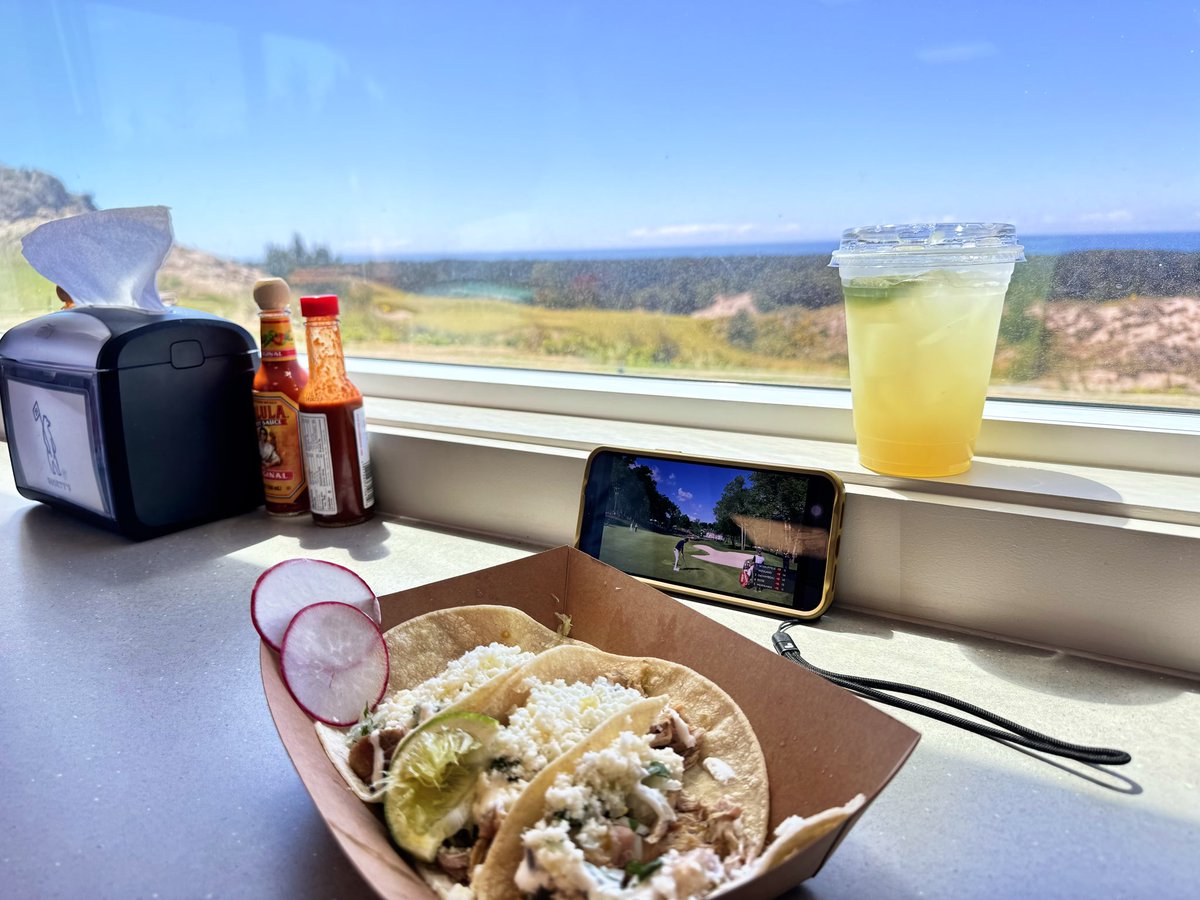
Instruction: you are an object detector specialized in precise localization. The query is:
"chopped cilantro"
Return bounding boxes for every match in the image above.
[551,810,582,829]
[643,761,671,781]
[623,857,664,886]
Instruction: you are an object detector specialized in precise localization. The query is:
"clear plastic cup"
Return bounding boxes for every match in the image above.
[830,223,1024,478]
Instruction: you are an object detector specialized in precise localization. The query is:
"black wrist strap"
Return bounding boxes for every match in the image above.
[772,621,1132,766]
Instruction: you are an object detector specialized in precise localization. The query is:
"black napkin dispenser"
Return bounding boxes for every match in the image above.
[0,306,263,539]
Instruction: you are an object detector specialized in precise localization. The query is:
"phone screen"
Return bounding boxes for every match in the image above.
[577,450,842,615]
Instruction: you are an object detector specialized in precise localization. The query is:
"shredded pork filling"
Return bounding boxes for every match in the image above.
[516,724,748,898]
[347,727,409,786]
[424,681,683,883]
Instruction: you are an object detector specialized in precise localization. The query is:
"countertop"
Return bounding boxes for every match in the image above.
[1,446,1198,899]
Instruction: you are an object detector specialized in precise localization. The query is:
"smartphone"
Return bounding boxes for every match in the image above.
[575,448,845,619]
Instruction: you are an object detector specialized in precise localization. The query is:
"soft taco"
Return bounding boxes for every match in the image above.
[477,696,864,899]
[316,605,578,802]
[380,644,769,896]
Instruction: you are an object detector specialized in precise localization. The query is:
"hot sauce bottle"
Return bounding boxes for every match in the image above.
[252,278,309,516]
[297,294,375,527]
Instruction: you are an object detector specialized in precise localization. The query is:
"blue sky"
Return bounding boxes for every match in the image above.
[3,1,1198,258]
[639,457,753,524]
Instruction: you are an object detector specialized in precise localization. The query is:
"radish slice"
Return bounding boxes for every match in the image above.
[280,601,389,726]
[251,558,379,651]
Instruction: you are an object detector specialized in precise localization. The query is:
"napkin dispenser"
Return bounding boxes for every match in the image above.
[0,306,263,539]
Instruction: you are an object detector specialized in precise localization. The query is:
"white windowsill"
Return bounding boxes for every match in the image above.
[3,357,1194,675]
[348,359,1200,476]
[347,359,1200,678]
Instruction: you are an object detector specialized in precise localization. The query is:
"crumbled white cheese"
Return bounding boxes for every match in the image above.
[352,643,535,743]
[648,847,727,897]
[542,731,683,828]
[520,730,754,898]
[702,756,736,784]
[517,820,589,894]
[473,676,647,821]
[491,677,646,779]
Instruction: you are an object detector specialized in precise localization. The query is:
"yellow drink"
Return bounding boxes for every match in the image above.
[841,266,1012,477]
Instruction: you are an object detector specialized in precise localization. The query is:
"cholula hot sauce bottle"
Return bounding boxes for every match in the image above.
[297,294,375,526]
[252,278,309,516]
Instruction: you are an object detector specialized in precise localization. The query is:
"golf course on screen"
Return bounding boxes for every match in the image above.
[598,522,787,601]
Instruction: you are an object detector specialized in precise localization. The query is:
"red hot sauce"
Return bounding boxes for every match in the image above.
[297,294,374,527]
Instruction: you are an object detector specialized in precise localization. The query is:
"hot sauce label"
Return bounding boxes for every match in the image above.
[353,406,375,509]
[259,317,298,361]
[298,411,338,515]
[255,391,307,501]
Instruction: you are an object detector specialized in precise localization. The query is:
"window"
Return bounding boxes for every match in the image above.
[2,2,1198,417]
[2,2,1197,674]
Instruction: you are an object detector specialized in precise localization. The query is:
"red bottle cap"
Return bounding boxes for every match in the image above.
[300,294,339,317]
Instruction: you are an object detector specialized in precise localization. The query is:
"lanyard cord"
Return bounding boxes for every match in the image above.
[772,620,1131,766]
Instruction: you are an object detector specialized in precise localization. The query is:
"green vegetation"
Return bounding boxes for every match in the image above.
[313,248,1084,384]
[312,277,849,380]
[0,247,57,323]
[598,525,783,600]
[711,470,808,543]
[1047,249,1200,300]
[601,456,692,532]
[3,230,1196,405]
[997,255,1056,380]
[262,233,340,277]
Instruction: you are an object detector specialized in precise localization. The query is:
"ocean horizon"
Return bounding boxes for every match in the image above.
[337,231,1200,265]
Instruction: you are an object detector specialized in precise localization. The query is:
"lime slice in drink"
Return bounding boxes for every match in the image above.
[383,711,500,862]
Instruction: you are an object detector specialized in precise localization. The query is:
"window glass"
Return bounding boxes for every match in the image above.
[2,2,1198,409]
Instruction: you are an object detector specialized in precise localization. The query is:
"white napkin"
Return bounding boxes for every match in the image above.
[21,206,173,310]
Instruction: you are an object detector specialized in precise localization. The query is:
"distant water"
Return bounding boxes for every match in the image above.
[344,231,1200,263]
[1019,232,1200,255]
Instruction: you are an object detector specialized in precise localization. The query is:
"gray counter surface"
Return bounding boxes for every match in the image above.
[1,446,1197,899]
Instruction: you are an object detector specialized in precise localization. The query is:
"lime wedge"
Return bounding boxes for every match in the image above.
[383,711,500,862]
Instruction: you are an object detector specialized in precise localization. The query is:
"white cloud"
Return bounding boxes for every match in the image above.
[629,223,757,240]
[676,489,694,502]
[649,466,661,483]
[337,235,412,255]
[917,42,997,64]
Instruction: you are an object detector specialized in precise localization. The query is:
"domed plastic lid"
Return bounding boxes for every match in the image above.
[830,223,1024,267]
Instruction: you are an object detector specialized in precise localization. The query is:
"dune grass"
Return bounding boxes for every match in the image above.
[328,280,853,381]
[0,248,57,324]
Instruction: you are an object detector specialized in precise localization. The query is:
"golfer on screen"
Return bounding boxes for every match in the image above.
[673,537,687,572]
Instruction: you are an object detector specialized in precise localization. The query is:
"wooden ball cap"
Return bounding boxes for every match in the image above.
[253,278,292,311]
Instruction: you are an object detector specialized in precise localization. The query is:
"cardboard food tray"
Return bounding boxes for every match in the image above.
[261,546,920,898]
